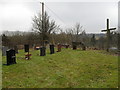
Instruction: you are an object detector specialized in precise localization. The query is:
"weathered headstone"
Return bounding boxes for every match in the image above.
[2,46,8,56]
[65,45,69,49]
[24,44,29,52]
[73,45,77,50]
[81,44,86,50]
[14,46,18,54]
[6,49,16,65]
[57,44,62,52]
[72,42,86,50]
[33,44,36,50]
[40,46,46,56]
[72,42,78,50]
[24,44,31,59]
[50,44,55,54]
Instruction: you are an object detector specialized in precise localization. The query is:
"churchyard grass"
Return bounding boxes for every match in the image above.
[2,48,118,88]
[0,50,2,89]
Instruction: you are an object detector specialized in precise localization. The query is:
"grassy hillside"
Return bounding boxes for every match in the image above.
[0,50,1,89]
[2,48,118,88]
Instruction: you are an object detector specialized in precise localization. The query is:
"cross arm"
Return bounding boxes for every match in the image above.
[101,27,116,32]
[109,28,116,30]
[101,30,107,32]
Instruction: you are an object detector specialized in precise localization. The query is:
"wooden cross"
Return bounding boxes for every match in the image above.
[101,19,116,52]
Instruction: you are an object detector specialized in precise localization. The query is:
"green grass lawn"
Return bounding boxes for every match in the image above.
[2,48,118,88]
[0,50,2,89]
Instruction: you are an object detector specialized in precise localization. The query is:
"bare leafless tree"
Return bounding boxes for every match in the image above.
[66,23,83,42]
[32,12,58,45]
[73,23,83,41]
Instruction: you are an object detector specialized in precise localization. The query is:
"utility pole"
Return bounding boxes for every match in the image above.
[40,2,46,56]
[42,2,44,18]
[41,2,44,46]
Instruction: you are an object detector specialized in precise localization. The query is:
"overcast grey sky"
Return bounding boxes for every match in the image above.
[0,0,118,33]
[118,1,120,32]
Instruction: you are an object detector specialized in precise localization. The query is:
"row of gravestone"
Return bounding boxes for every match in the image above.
[25,44,62,56]
[35,44,63,56]
[2,44,64,57]
[2,43,85,66]
[2,44,64,65]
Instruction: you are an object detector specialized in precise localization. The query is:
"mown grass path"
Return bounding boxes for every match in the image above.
[2,48,118,88]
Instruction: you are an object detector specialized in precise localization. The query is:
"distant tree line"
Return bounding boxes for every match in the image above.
[1,29,118,49]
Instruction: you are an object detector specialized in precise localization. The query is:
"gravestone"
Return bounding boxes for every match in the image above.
[73,45,77,50]
[72,42,86,50]
[33,44,36,50]
[66,45,69,49]
[6,49,16,65]
[14,46,18,54]
[57,44,62,52]
[50,44,55,54]
[61,44,69,48]
[81,44,86,50]
[24,44,29,52]
[24,44,31,59]
[2,46,8,56]
[40,46,46,56]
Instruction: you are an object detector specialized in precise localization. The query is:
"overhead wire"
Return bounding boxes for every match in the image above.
[44,3,66,25]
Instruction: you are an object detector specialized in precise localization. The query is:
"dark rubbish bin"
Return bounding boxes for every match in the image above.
[40,46,46,56]
[6,49,16,65]
[50,45,55,54]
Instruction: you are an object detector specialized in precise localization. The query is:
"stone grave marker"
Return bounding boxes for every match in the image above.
[24,44,31,60]
[65,45,69,49]
[2,46,8,56]
[57,44,62,52]
[73,45,77,50]
[6,49,16,65]
[33,44,36,50]
[24,44,29,52]
[14,46,18,54]
[40,46,46,56]
[50,44,55,54]
[72,42,86,50]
